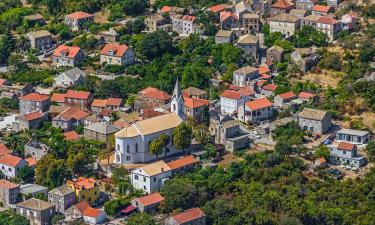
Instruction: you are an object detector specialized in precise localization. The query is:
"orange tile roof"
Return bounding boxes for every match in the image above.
[210,4,225,13]
[51,93,66,103]
[298,92,316,99]
[338,142,355,151]
[65,90,91,100]
[262,84,278,91]
[100,43,129,57]
[106,98,122,107]
[22,93,49,102]
[261,74,271,79]
[91,99,108,108]
[318,157,327,164]
[167,155,198,170]
[221,90,241,100]
[100,109,113,117]
[318,16,339,24]
[53,45,82,59]
[246,98,273,111]
[0,79,7,85]
[65,11,94,20]
[139,109,164,119]
[312,5,331,13]
[172,208,205,224]
[161,5,172,13]
[271,0,293,9]
[83,207,103,218]
[277,91,296,100]
[220,11,238,21]
[256,80,268,87]
[143,89,171,101]
[183,97,209,109]
[0,154,23,167]
[64,131,80,141]
[181,15,196,21]
[258,66,270,74]
[113,120,130,129]
[68,177,96,189]
[25,157,37,167]
[237,86,255,97]
[0,143,11,156]
[24,112,43,121]
[0,179,18,189]
[58,107,89,121]
[135,192,164,206]
[75,200,90,213]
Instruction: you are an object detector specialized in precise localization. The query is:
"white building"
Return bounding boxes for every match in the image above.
[220,90,250,115]
[232,66,259,87]
[53,67,86,89]
[171,14,197,36]
[328,142,366,169]
[336,129,369,145]
[0,154,27,179]
[238,97,273,124]
[130,161,172,193]
[99,43,135,66]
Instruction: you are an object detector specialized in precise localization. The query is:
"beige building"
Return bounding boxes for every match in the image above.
[84,123,120,143]
[100,43,135,66]
[145,14,171,32]
[16,198,55,225]
[269,13,299,37]
[27,30,53,52]
[242,13,260,32]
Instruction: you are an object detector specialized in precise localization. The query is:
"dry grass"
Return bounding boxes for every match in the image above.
[218,153,244,168]
[94,11,109,24]
[299,70,344,88]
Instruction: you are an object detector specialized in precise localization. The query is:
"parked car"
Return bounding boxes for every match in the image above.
[323,139,332,145]
[252,131,261,139]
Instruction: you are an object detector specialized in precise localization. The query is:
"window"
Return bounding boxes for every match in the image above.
[143,177,146,182]
[126,145,130,153]
[135,143,138,153]
[154,177,156,182]
[135,175,138,180]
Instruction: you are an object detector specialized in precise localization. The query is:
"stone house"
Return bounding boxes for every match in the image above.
[20,92,50,116]
[24,14,45,26]
[260,83,278,96]
[99,28,120,42]
[340,13,357,31]
[66,177,100,206]
[316,16,341,41]
[327,0,339,8]
[269,13,299,37]
[312,5,332,16]
[273,91,297,108]
[100,43,135,66]
[53,67,86,89]
[238,97,273,124]
[183,96,209,123]
[166,155,198,175]
[270,0,294,17]
[27,30,53,52]
[182,87,207,99]
[52,45,85,67]
[14,112,45,131]
[135,87,171,110]
[48,185,76,213]
[131,192,164,213]
[232,66,259,87]
[91,98,123,114]
[0,83,34,97]
[296,0,318,10]
[83,123,120,143]
[297,108,332,135]
[20,184,49,200]
[290,51,320,72]
[208,4,228,20]
[236,34,259,61]
[241,13,260,32]
[52,107,89,132]
[266,45,284,63]
[220,11,239,30]
[0,179,20,206]
[64,90,93,110]
[16,198,55,225]
[64,11,94,31]
[215,30,235,44]
[145,14,171,32]
[289,9,308,19]
[165,208,206,225]
[235,1,254,22]
[24,139,49,160]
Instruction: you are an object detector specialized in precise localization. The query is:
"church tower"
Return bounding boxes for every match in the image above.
[171,78,185,120]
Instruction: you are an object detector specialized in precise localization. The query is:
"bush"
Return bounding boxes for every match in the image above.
[103,64,126,74]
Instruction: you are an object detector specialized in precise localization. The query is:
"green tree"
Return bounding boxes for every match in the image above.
[193,124,209,145]
[149,138,164,159]
[127,213,159,225]
[104,199,124,218]
[138,31,174,59]
[315,145,330,159]
[16,166,35,183]
[366,141,375,163]
[294,25,328,47]
[0,211,29,225]
[173,122,192,154]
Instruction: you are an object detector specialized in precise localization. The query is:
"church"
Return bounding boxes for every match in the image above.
[114,80,185,164]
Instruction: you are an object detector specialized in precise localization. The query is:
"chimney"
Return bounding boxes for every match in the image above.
[161,167,164,173]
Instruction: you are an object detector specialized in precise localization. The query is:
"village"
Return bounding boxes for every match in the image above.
[0,0,374,225]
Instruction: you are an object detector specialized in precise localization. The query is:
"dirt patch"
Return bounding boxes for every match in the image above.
[218,153,244,168]
[94,11,109,24]
[299,70,343,88]
[342,111,375,132]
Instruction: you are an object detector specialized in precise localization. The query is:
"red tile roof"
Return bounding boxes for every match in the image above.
[65,11,94,20]
[143,89,171,101]
[318,157,327,164]
[262,84,278,91]
[58,107,89,121]
[220,11,238,21]
[338,142,355,151]
[0,154,23,167]
[135,192,164,206]
[75,201,90,213]
[51,93,66,103]
[0,79,8,86]
[53,45,82,59]
[100,109,113,117]
[210,4,225,13]
[312,5,332,13]
[237,86,255,97]
[246,98,273,111]
[256,80,268,87]
[181,15,196,21]
[65,90,91,100]
[318,16,339,25]
[91,99,108,108]
[139,87,159,95]
[271,0,293,9]
[139,109,164,119]
[160,5,172,13]
[25,157,37,167]
[100,43,129,57]
[64,131,80,141]
[68,177,96,189]
[221,90,241,100]
[184,97,209,109]
[24,112,43,121]
[167,155,198,170]
[83,207,103,218]
[0,179,18,189]
[258,66,270,74]
[0,143,11,156]
[22,93,49,102]
[277,91,296,100]
[298,92,316,99]
[172,208,205,224]
[261,74,271,79]
[106,98,122,107]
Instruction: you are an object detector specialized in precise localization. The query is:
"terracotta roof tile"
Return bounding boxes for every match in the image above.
[298,92,316,99]
[312,5,332,13]
[318,16,339,24]
[338,142,355,151]
[83,207,103,218]
[65,90,91,100]
[258,66,270,74]
[75,201,90,213]
[0,144,11,156]
[210,4,225,13]
[172,208,205,224]
[0,179,18,189]
[100,109,113,117]
[221,90,241,99]
[0,154,23,167]
[246,98,273,110]
[64,131,80,141]
[53,45,82,59]
[0,79,8,85]
[181,15,196,21]
[23,112,43,121]
[65,11,94,20]
[106,98,122,106]
[25,157,37,167]
[51,93,66,103]
[100,43,129,57]
[277,91,296,100]
[91,99,107,108]
[237,86,255,97]
[57,107,89,121]
[143,89,171,101]
[167,155,198,170]
[262,84,278,91]
[22,93,49,102]
[160,5,171,13]
[183,97,209,109]
[135,192,164,206]
[220,11,238,21]
[68,177,96,189]
[271,0,293,9]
